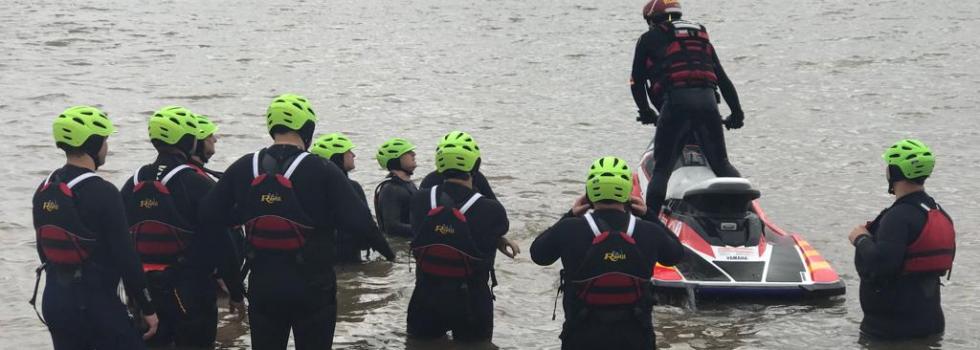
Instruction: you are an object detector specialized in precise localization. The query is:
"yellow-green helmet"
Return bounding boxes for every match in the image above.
[194,114,218,140]
[435,132,481,173]
[377,138,415,169]
[266,93,317,132]
[586,156,633,203]
[52,106,116,147]
[149,106,199,145]
[883,139,935,180]
[311,133,355,159]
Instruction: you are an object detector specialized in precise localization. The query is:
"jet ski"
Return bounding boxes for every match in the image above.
[634,140,846,300]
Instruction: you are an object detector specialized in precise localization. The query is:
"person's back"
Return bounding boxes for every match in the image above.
[850,139,954,340]
[121,106,244,347]
[200,94,394,349]
[631,0,745,214]
[530,156,684,350]
[32,106,157,349]
[374,137,418,238]
[405,131,513,342]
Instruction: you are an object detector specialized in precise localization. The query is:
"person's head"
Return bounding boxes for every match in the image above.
[192,114,219,164]
[643,0,682,25]
[437,131,482,174]
[435,131,481,184]
[53,105,116,168]
[377,138,417,175]
[149,106,199,159]
[267,93,317,148]
[882,139,934,195]
[311,133,356,172]
[586,156,634,207]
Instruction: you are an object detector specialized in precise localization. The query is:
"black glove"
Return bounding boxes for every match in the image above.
[723,111,745,130]
[637,109,659,125]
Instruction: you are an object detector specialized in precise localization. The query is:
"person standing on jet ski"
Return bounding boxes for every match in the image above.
[849,139,955,340]
[530,157,683,350]
[631,0,746,214]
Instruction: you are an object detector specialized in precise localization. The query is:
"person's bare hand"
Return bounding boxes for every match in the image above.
[142,313,159,340]
[498,237,521,259]
[571,195,591,216]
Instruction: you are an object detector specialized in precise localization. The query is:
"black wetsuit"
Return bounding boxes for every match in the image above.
[854,191,948,339]
[420,170,497,199]
[406,182,509,341]
[374,175,417,238]
[120,153,244,348]
[33,165,155,350]
[200,144,394,349]
[530,209,684,350]
[631,20,743,212]
[336,177,372,263]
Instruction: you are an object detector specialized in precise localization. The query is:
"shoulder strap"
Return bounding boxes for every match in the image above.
[161,165,192,185]
[283,152,310,179]
[583,212,635,237]
[459,193,483,215]
[132,167,142,186]
[251,149,263,178]
[429,185,439,210]
[584,212,601,237]
[66,173,99,189]
[919,202,932,213]
[43,171,56,186]
[625,215,637,237]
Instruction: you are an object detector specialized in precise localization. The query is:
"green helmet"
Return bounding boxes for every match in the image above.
[586,156,634,203]
[883,139,935,180]
[377,138,416,169]
[435,132,481,173]
[52,105,116,147]
[194,114,218,140]
[266,93,317,132]
[311,133,355,159]
[149,106,199,145]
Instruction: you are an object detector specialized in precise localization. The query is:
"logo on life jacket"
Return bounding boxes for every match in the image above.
[42,200,59,212]
[434,224,455,235]
[604,250,627,262]
[260,193,283,205]
[664,0,679,6]
[139,198,159,209]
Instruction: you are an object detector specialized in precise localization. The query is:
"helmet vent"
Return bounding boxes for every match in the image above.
[291,102,302,109]
[92,121,106,129]
[80,111,93,116]
[72,117,85,125]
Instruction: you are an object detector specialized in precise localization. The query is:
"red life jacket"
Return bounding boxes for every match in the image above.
[34,172,100,266]
[127,165,197,272]
[903,202,955,275]
[571,213,651,306]
[648,20,719,98]
[411,185,485,279]
[241,150,315,254]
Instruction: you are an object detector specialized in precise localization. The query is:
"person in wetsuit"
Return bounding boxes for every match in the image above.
[311,132,387,263]
[406,132,519,342]
[188,113,224,179]
[374,137,418,238]
[849,139,955,340]
[419,131,497,199]
[200,93,395,349]
[121,106,245,348]
[32,106,158,349]
[531,156,684,350]
[631,0,746,214]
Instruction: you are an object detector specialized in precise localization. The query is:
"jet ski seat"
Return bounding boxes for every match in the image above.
[682,178,760,216]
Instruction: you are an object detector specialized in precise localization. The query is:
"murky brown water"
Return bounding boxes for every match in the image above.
[2,0,978,348]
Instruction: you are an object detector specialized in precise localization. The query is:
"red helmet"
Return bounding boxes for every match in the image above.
[643,0,682,19]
